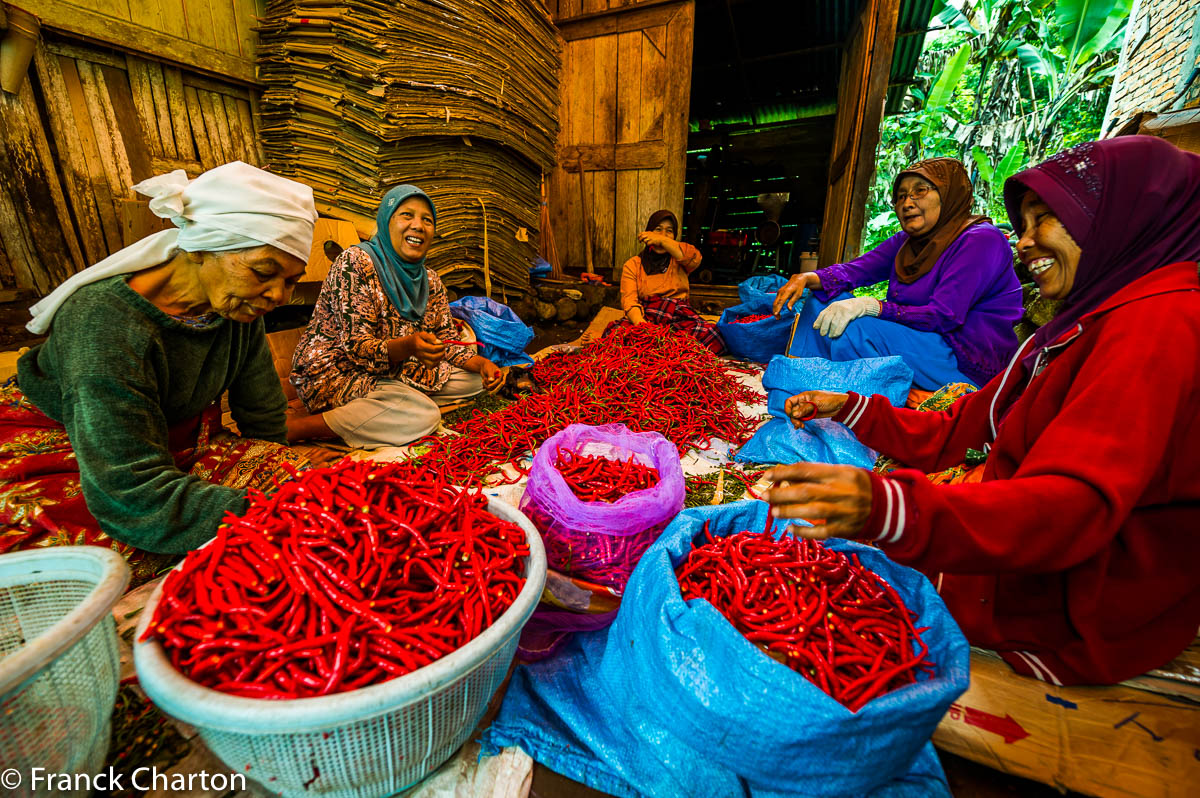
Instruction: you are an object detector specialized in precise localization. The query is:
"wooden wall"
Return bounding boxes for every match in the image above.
[549,0,695,279]
[0,36,262,294]
[819,0,901,267]
[17,0,262,84]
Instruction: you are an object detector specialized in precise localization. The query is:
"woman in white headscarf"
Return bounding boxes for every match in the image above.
[3,162,318,583]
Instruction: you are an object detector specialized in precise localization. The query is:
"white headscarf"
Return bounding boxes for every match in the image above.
[27,161,318,334]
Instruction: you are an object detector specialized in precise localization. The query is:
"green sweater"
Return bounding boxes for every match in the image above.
[17,277,288,554]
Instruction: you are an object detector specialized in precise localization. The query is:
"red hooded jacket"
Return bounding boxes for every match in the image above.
[833,262,1200,685]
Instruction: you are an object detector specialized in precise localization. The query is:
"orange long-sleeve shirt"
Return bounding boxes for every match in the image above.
[619,242,702,313]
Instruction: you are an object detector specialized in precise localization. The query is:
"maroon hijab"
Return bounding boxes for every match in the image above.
[1004,136,1200,361]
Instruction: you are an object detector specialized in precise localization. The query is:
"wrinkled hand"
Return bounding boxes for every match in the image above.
[773,273,818,316]
[784,390,850,429]
[763,462,872,540]
[813,296,880,338]
[413,331,445,369]
[479,359,504,392]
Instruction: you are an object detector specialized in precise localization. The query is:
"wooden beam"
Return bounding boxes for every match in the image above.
[19,1,258,86]
[557,1,683,42]
[557,140,668,171]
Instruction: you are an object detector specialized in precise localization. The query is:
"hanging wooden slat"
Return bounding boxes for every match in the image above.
[162,66,198,162]
[100,64,153,184]
[183,85,217,169]
[58,57,124,254]
[77,62,135,196]
[35,44,108,266]
[123,55,164,159]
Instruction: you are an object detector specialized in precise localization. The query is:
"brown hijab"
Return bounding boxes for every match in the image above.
[891,158,990,284]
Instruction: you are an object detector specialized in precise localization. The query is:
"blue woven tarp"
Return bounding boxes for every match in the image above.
[483,501,970,798]
[448,295,534,368]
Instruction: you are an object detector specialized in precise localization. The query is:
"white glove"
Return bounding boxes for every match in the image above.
[813,297,881,338]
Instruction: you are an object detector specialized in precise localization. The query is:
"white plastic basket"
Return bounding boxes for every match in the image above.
[135,496,546,798]
[0,546,131,798]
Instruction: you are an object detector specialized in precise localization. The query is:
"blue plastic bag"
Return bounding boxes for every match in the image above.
[483,501,969,797]
[737,274,789,305]
[735,417,880,468]
[448,295,534,368]
[734,355,913,467]
[762,355,913,419]
[530,257,553,278]
[716,296,794,363]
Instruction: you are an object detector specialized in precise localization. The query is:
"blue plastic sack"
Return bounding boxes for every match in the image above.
[762,355,913,419]
[735,417,879,468]
[716,292,795,363]
[734,355,913,467]
[737,274,789,305]
[530,257,553,278]
[483,501,969,797]
[448,295,535,368]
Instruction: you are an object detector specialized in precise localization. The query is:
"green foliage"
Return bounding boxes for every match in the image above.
[861,0,1129,251]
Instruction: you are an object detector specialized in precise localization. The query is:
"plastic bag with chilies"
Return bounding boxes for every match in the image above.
[483,500,969,797]
[448,295,535,368]
[519,423,685,591]
[717,294,794,363]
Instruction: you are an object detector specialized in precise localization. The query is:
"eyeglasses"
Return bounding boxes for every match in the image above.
[892,184,935,206]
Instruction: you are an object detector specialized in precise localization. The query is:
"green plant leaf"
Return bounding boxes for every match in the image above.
[1016,43,1052,76]
[921,44,971,138]
[1074,0,1131,63]
[992,141,1027,196]
[971,146,995,185]
[1055,0,1120,66]
[934,0,978,34]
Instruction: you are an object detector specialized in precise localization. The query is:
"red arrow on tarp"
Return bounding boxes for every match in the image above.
[948,703,1030,744]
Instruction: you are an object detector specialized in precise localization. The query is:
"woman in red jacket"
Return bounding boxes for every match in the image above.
[764,136,1200,686]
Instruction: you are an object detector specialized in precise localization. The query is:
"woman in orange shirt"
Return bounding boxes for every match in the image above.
[619,210,725,353]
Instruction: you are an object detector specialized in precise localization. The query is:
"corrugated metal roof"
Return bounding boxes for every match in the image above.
[691,0,934,127]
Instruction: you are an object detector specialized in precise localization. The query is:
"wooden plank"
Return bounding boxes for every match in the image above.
[204,90,236,165]
[209,0,241,56]
[119,199,174,247]
[234,99,260,166]
[20,0,257,85]
[556,140,667,171]
[145,61,179,160]
[0,87,62,292]
[162,66,197,161]
[636,167,662,239]
[78,61,135,197]
[614,29,642,274]
[150,156,204,175]
[560,39,583,270]
[123,55,163,159]
[233,0,262,60]
[45,40,125,70]
[195,90,228,164]
[661,0,693,220]
[183,0,219,50]
[180,71,252,101]
[558,0,682,41]
[100,64,154,184]
[35,44,109,266]
[183,85,216,169]
[592,31,618,276]
[221,93,249,162]
[59,57,124,254]
[127,0,165,37]
[639,25,666,142]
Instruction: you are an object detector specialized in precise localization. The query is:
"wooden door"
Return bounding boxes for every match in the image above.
[549,0,695,280]
[819,0,900,267]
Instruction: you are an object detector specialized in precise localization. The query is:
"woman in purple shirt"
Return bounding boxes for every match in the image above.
[773,158,1022,389]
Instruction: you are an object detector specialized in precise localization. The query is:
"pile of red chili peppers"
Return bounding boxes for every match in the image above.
[730,313,775,325]
[676,521,933,712]
[414,324,761,485]
[141,459,529,699]
[553,449,660,503]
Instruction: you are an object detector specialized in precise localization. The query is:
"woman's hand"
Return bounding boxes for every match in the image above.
[763,462,872,540]
[813,297,880,338]
[784,390,849,429]
[468,356,504,392]
[411,331,445,369]
[773,272,820,316]
[627,306,647,325]
[637,231,671,248]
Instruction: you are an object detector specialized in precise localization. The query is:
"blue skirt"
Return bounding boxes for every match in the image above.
[786,292,976,390]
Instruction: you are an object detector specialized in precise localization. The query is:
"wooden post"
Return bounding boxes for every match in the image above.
[576,164,594,274]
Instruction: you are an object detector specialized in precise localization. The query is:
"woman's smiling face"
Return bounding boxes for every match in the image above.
[196,246,307,322]
[1015,190,1082,301]
[389,196,436,261]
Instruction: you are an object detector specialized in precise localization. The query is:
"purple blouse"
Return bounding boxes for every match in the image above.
[813,223,1022,385]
